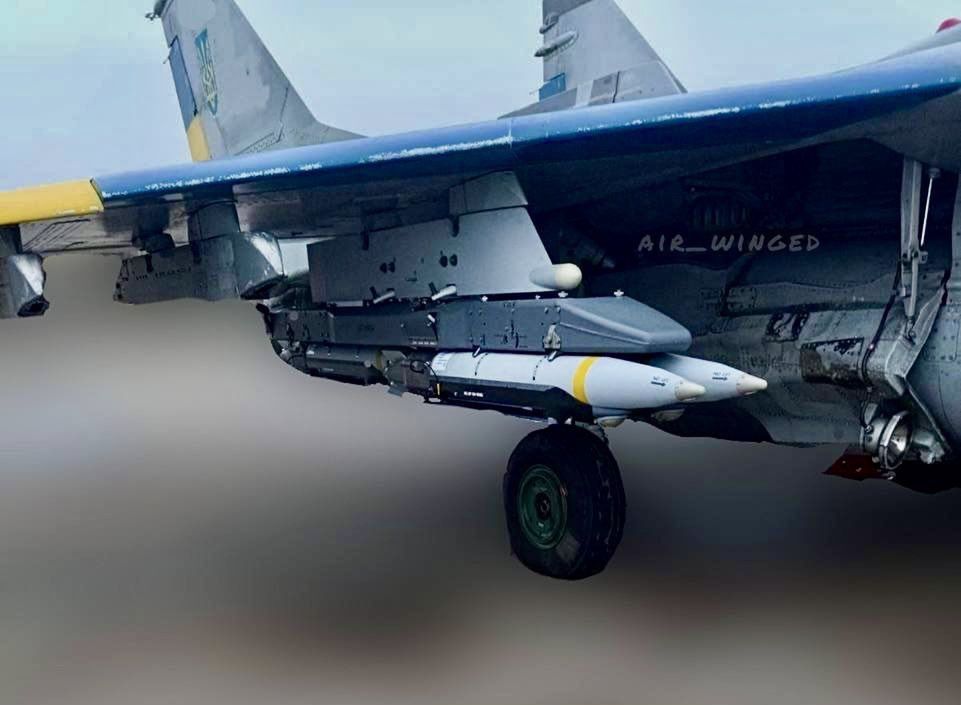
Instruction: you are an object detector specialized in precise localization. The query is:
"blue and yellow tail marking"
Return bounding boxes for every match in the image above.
[186,116,212,162]
[195,30,219,116]
[168,33,212,163]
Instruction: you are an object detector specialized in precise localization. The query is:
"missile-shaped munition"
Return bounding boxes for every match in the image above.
[430,352,706,414]
[646,354,768,403]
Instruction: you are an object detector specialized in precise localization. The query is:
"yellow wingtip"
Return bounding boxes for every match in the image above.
[0,180,104,227]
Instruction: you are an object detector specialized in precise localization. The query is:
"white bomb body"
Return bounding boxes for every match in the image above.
[430,352,705,416]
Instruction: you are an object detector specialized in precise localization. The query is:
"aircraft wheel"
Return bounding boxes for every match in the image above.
[504,425,626,581]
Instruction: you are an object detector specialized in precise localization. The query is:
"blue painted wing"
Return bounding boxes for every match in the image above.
[94,43,961,206]
[5,42,961,253]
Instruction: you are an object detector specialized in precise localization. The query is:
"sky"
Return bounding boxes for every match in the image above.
[1,0,960,187]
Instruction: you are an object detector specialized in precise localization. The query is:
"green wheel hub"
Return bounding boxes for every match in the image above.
[517,465,568,550]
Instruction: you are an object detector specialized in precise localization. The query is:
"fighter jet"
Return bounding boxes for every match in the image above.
[2,0,961,580]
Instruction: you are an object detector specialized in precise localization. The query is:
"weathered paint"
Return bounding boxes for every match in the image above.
[159,0,359,160]
[7,41,958,220]
[93,42,961,205]
[0,180,103,227]
[186,115,212,162]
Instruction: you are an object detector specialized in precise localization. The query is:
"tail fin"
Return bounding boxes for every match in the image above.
[507,0,685,117]
[150,0,360,162]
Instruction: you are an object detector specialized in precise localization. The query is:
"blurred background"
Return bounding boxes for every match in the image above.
[2,2,961,704]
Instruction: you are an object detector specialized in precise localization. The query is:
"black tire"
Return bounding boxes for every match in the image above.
[504,425,626,581]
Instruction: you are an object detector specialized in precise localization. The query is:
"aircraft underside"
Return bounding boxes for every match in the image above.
[8,132,960,579]
[580,140,960,466]
[244,138,961,536]
[5,0,961,580]
[181,143,952,575]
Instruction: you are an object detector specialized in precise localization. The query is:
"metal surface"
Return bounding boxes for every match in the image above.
[7,1,961,489]
[6,37,961,254]
[0,180,103,227]
[517,466,568,550]
[0,254,47,319]
[947,179,961,304]
[154,0,359,161]
[878,412,914,470]
[309,173,554,303]
[115,232,304,304]
[430,352,705,415]
[309,208,553,303]
[508,0,685,117]
[435,297,692,355]
[646,354,768,404]
[92,49,961,206]
[901,157,924,320]
[268,296,691,358]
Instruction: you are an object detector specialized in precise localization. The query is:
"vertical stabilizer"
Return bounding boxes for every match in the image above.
[507,0,685,117]
[151,0,360,161]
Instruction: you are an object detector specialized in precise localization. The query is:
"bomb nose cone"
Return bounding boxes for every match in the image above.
[675,381,707,402]
[736,374,769,396]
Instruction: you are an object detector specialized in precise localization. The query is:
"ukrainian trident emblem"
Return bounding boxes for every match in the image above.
[195,30,219,116]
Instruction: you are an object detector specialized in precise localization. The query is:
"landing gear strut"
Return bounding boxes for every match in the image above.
[503,425,626,581]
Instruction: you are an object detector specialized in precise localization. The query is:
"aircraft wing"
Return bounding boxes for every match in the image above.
[3,42,961,259]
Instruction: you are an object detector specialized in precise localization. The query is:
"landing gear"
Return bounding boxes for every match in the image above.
[503,425,626,581]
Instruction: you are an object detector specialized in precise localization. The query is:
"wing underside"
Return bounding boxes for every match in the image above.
[2,43,961,261]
